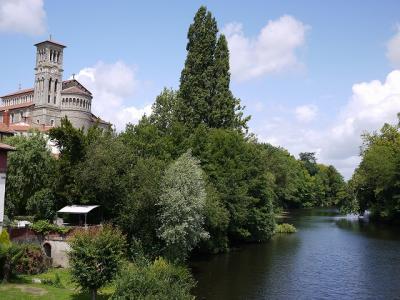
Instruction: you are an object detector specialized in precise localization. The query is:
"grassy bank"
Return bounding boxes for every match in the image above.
[0,268,113,300]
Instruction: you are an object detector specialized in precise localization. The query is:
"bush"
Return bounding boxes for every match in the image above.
[112,257,195,300]
[30,220,70,235]
[14,244,51,275]
[275,223,297,234]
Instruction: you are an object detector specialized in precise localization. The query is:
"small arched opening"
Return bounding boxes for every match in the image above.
[43,243,51,258]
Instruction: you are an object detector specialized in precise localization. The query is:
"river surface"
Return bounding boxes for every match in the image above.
[192,209,400,300]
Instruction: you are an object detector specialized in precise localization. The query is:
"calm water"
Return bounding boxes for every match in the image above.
[192,209,400,300]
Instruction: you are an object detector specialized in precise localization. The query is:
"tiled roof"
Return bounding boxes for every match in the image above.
[1,88,34,98]
[61,86,91,96]
[0,102,34,111]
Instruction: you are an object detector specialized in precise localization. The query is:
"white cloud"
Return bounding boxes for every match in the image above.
[386,24,400,68]
[295,105,318,122]
[0,0,46,35]
[254,70,400,179]
[75,61,151,131]
[223,15,309,81]
[324,70,400,161]
[116,105,152,126]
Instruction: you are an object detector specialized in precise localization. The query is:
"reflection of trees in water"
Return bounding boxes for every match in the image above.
[192,235,301,299]
[335,218,400,241]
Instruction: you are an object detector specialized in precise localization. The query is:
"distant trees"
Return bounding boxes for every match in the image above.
[68,225,127,300]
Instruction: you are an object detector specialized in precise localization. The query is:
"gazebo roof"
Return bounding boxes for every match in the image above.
[57,205,99,214]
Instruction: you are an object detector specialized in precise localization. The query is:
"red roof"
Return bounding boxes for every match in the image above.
[1,88,34,98]
[0,102,34,111]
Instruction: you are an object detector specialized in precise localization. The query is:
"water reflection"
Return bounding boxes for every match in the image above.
[192,208,400,300]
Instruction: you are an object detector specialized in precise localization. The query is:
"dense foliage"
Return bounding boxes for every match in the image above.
[30,220,70,235]
[4,133,55,218]
[111,258,195,300]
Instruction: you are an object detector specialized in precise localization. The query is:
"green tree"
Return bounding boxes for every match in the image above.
[68,225,127,300]
[75,134,132,219]
[211,34,249,130]
[49,117,87,207]
[5,132,55,217]
[149,88,179,132]
[158,150,209,262]
[348,122,400,220]
[177,6,218,128]
[299,152,318,176]
[26,188,56,221]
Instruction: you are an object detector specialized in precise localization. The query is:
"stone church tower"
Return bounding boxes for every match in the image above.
[32,40,65,126]
[0,39,109,134]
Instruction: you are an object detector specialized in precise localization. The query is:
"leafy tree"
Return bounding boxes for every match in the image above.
[49,117,87,207]
[348,121,400,220]
[4,132,55,217]
[111,258,195,300]
[117,157,166,257]
[157,150,209,262]
[190,127,276,243]
[149,88,179,132]
[68,225,127,300]
[75,135,132,219]
[26,188,56,221]
[299,152,318,176]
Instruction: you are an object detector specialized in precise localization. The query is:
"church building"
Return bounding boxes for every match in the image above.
[0,39,109,136]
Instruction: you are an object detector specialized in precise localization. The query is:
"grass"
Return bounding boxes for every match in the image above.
[275,223,297,234]
[0,268,114,300]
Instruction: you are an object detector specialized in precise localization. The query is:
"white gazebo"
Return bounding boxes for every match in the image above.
[57,205,99,227]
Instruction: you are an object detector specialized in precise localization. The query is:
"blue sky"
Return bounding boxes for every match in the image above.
[1,0,400,178]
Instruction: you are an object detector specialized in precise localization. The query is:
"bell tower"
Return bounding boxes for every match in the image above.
[32,38,66,126]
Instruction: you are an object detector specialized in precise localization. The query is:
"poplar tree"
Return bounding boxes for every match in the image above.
[177,6,249,131]
[209,34,232,128]
[177,6,217,128]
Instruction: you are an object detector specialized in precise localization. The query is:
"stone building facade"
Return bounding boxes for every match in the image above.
[0,39,108,135]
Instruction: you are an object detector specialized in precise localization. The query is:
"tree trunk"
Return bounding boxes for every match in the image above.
[91,288,97,300]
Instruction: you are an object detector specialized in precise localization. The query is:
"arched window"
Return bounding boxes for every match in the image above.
[50,119,54,127]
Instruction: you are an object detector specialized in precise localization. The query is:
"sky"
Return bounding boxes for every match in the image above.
[1,0,400,178]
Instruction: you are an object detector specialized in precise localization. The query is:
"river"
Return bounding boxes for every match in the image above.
[192,209,400,300]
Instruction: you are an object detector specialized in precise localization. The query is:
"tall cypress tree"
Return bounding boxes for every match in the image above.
[177,6,218,128]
